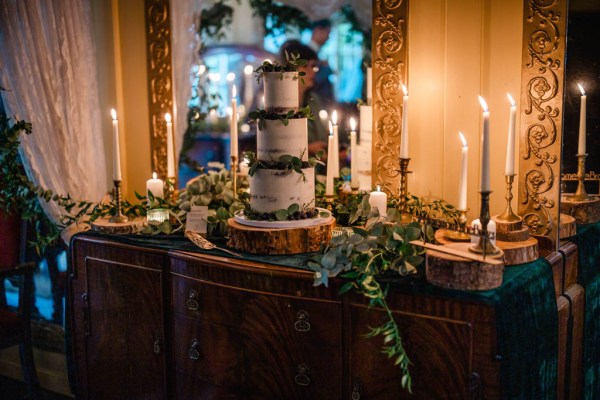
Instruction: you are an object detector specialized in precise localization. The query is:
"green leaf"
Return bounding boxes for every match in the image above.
[339,281,354,295]
[287,203,299,214]
[321,249,337,269]
[275,209,289,221]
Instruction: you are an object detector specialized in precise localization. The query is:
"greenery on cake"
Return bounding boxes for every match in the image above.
[245,150,324,182]
[238,194,326,222]
[254,51,307,83]
[248,105,313,130]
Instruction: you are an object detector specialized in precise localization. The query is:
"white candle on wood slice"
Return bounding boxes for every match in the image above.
[400,84,409,159]
[478,96,491,192]
[350,118,358,189]
[578,83,587,155]
[326,122,335,196]
[146,172,164,202]
[458,132,468,210]
[331,110,340,178]
[111,109,122,181]
[369,185,387,217]
[165,112,175,178]
[505,93,517,176]
[230,85,238,159]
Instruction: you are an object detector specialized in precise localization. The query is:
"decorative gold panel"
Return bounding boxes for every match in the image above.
[518,0,567,244]
[372,0,409,196]
[145,0,173,178]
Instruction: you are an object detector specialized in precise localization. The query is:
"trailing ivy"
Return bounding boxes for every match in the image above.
[248,105,313,130]
[245,150,324,182]
[253,52,307,83]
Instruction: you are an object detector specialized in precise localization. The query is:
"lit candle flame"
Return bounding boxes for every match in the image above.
[478,96,489,112]
[152,172,157,179]
[197,65,206,75]
[329,121,333,136]
[578,83,585,96]
[459,131,467,148]
[111,108,117,120]
[401,84,408,96]
[507,93,516,107]
[350,117,356,131]
[232,84,237,98]
[377,185,381,192]
[331,110,338,126]
[244,65,253,75]
[164,112,171,123]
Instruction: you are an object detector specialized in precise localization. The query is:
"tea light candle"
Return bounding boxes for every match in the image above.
[326,122,335,196]
[369,185,387,217]
[110,109,122,181]
[458,132,468,210]
[147,208,169,223]
[146,172,164,201]
[578,83,587,155]
[165,112,175,178]
[331,110,340,178]
[350,118,358,189]
[505,93,516,176]
[478,96,491,192]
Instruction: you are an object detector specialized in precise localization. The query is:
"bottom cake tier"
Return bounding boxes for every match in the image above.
[249,167,315,214]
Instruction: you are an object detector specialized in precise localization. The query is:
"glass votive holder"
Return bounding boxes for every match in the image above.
[147,208,169,223]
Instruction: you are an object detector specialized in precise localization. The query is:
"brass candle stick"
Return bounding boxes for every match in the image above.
[469,191,501,256]
[567,153,590,202]
[496,174,520,222]
[109,180,129,223]
[230,155,238,199]
[325,195,335,212]
[398,157,411,212]
[444,209,470,241]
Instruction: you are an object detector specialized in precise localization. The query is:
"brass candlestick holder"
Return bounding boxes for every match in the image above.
[567,153,591,202]
[230,155,238,199]
[496,174,520,222]
[444,209,470,241]
[109,180,129,223]
[470,191,501,256]
[325,195,335,211]
[398,157,411,212]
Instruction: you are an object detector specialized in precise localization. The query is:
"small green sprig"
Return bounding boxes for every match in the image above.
[254,51,307,83]
[245,150,324,182]
[248,105,313,130]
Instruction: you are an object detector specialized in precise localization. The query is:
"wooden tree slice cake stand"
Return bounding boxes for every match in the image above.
[560,194,600,224]
[227,217,335,254]
[425,242,504,291]
[91,217,146,234]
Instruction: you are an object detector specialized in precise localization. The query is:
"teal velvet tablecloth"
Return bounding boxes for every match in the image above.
[76,231,558,399]
[571,222,600,400]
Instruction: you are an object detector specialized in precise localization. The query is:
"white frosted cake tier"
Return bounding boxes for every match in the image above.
[257,118,308,161]
[263,71,299,111]
[249,167,315,213]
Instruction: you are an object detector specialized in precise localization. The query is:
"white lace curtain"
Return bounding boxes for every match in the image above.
[0,0,108,239]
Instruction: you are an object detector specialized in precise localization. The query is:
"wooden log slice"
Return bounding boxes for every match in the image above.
[227,218,335,254]
[496,237,538,266]
[91,217,146,234]
[495,226,530,242]
[560,195,600,224]
[426,242,504,291]
[559,214,577,239]
[492,215,523,234]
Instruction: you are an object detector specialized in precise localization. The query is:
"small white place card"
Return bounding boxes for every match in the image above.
[186,206,209,234]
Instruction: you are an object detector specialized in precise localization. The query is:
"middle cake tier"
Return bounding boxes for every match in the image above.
[257,118,308,161]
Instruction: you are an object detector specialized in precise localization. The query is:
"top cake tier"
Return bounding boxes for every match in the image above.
[263,71,299,112]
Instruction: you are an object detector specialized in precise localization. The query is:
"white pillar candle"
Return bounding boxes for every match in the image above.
[369,185,387,217]
[366,67,372,105]
[243,65,254,109]
[230,85,238,159]
[165,112,175,178]
[239,156,250,176]
[578,83,587,155]
[458,132,468,210]
[326,122,335,196]
[478,96,491,192]
[350,118,359,189]
[400,84,409,159]
[505,93,517,176]
[146,172,164,201]
[331,110,340,178]
[110,109,122,181]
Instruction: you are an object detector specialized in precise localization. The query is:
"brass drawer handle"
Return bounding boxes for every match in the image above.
[294,363,310,386]
[352,380,361,400]
[189,339,200,360]
[153,337,161,354]
[294,310,311,332]
[186,289,199,311]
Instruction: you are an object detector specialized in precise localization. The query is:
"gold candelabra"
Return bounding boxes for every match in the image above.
[496,174,520,223]
[469,191,501,256]
[568,153,591,202]
[109,180,129,223]
[444,209,470,241]
[231,155,238,199]
[398,158,411,212]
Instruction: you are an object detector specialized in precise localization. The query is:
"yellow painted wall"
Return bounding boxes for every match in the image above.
[408,0,523,220]
[92,0,151,201]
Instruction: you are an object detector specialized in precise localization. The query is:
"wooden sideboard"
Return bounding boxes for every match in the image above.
[68,233,583,399]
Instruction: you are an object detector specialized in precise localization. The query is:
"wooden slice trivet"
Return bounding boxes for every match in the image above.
[426,242,504,291]
[91,217,146,234]
[227,217,335,254]
[492,215,531,242]
[559,213,577,239]
[560,195,600,224]
[496,237,538,266]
